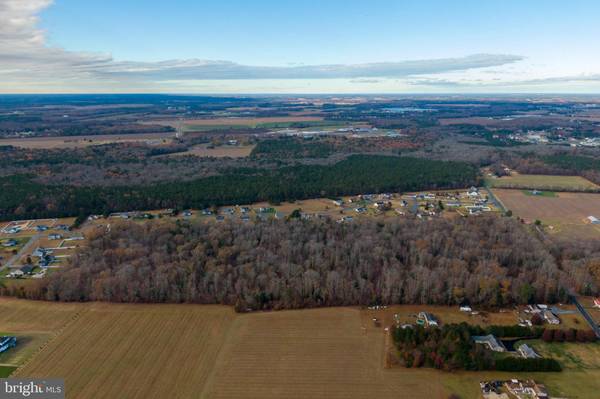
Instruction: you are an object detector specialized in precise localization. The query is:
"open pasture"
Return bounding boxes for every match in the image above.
[493,189,600,237]
[487,174,599,191]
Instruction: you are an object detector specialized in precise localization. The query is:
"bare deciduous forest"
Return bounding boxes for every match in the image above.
[10,216,598,309]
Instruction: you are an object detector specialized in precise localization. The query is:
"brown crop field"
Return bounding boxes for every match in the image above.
[493,189,600,238]
[2,300,598,398]
[14,303,236,399]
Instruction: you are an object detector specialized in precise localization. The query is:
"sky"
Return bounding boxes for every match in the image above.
[2,0,600,94]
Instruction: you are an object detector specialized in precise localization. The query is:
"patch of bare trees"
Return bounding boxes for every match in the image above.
[9,216,598,310]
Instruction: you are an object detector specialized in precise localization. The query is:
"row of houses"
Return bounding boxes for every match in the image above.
[473,335,542,359]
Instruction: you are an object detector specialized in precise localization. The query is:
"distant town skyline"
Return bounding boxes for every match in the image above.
[2,0,600,93]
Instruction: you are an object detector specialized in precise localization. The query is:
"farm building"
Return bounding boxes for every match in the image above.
[588,216,600,224]
[472,334,506,352]
[0,336,17,354]
[459,304,472,312]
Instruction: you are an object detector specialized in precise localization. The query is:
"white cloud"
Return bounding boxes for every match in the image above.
[0,0,528,92]
[5,1,598,93]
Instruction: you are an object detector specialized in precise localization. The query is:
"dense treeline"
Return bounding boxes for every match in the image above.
[543,154,600,172]
[392,323,561,372]
[0,155,478,220]
[508,153,600,185]
[8,216,597,308]
[541,328,597,343]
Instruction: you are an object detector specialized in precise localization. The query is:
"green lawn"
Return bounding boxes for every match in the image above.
[487,174,599,191]
[438,341,600,398]
[0,366,16,378]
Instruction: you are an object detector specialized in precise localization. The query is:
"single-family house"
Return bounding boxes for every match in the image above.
[1,239,18,247]
[542,310,560,325]
[588,216,600,225]
[8,270,24,278]
[472,334,506,352]
[20,265,34,275]
[518,344,540,359]
[417,312,438,327]
[0,336,17,353]
[505,379,548,399]
[332,199,344,207]
[48,234,62,240]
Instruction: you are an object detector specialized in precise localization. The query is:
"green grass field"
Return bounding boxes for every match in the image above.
[0,366,16,377]
[438,341,600,397]
[487,174,599,191]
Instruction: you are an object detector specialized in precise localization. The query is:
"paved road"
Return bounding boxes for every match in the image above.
[570,295,600,338]
[482,186,506,213]
[1,234,40,271]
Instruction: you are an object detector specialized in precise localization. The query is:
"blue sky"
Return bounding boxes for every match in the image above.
[2,0,600,93]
